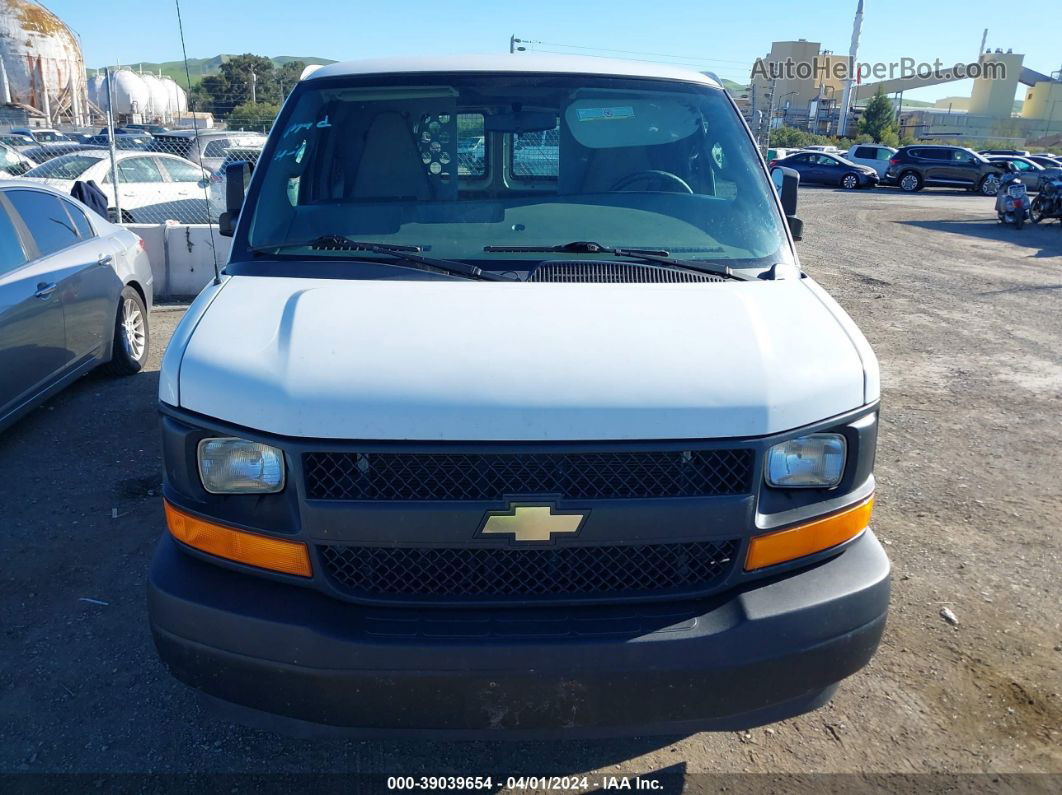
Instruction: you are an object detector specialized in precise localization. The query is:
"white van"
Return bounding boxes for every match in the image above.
[149,55,888,736]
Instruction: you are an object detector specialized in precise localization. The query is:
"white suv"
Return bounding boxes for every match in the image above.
[150,55,887,737]
[845,144,897,177]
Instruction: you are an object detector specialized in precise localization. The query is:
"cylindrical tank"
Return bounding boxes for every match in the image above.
[99,68,150,116]
[87,72,104,107]
[140,72,170,119]
[0,0,90,124]
[162,77,187,115]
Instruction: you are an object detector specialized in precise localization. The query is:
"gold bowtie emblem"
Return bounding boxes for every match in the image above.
[480,503,587,542]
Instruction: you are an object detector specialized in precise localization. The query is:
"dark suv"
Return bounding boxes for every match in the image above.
[884,145,1008,194]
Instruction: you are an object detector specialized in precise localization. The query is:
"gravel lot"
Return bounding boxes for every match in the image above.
[1,187,1060,786]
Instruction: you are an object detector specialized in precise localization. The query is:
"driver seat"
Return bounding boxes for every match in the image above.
[579,145,654,193]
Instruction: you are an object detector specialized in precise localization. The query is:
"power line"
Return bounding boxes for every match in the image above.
[514,38,753,67]
[521,46,751,83]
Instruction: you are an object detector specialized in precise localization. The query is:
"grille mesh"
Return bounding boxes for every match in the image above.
[528,261,724,283]
[318,539,740,601]
[303,449,753,501]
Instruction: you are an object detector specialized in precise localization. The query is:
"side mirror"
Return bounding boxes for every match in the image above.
[771,166,803,241]
[218,160,252,238]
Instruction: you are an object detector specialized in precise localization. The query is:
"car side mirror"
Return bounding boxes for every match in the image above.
[771,166,802,241]
[218,160,252,238]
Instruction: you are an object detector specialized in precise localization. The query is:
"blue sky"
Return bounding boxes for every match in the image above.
[44,0,1062,102]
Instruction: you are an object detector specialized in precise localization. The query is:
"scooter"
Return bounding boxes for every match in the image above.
[1030,177,1062,224]
[995,176,1029,229]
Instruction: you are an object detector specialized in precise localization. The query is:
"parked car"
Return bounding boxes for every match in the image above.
[844,144,897,177]
[0,132,36,149]
[65,132,96,145]
[984,155,1062,191]
[0,142,35,176]
[150,55,887,737]
[0,180,153,432]
[765,147,802,162]
[20,149,211,223]
[82,133,155,151]
[883,145,1008,194]
[1026,154,1062,170]
[149,130,268,172]
[978,148,1029,156]
[19,143,86,164]
[770,150,879,188]
[206,145,264,218]
[123,124,169,135]
[9,127,75,144]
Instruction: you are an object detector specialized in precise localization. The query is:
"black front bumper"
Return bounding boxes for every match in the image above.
[149,529,889,737]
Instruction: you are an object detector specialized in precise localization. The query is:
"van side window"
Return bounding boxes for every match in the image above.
[511,123,560,180]
[456,114,486,178]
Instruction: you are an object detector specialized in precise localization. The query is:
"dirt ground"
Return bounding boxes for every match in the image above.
[0,187,1059,788]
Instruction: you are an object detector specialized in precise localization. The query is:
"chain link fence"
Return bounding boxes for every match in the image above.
[10,119,270,226]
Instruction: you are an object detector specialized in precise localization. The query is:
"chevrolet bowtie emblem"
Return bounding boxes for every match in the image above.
[480,503,587,542]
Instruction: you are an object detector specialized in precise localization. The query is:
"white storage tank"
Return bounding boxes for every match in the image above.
[99,68,150,115]
[162,77,188,114]
[140,72,170,119]
[0,0,89,124]
[87,72,104,107]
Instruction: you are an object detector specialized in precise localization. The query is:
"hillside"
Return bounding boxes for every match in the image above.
[87,55,337,85]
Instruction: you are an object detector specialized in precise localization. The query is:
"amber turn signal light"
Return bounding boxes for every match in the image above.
[164,500,312,577]
[745,496,874,571]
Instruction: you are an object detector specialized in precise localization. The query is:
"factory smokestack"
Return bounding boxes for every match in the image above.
[838,0,864,137]
[979,28,988,58]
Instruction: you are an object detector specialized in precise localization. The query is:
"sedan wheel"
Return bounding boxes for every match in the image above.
[103,286,150,376]
[121,297,146,361]
[841,174,859,190]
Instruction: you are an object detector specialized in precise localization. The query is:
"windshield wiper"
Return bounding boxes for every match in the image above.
[482,240,743,280]
[252,235,512,281]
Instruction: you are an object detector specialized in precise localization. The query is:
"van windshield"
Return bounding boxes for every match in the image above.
[246,73,792,271]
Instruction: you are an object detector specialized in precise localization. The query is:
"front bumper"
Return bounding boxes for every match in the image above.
[149,528,890,737]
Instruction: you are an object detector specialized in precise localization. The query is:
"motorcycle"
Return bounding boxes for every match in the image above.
[1030,176,1062,225]
[995,176,1029,229]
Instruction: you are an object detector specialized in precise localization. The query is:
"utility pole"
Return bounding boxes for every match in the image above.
[764,78,777,153]
[250,70,257,104]
[510,35,516,54]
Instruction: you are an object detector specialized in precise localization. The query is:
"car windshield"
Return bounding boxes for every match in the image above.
[23,154,102,179]
[246,73,792,271]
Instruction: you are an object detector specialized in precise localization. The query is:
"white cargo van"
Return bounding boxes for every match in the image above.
[149,55,888,736]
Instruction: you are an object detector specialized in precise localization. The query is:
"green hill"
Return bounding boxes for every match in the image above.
[87,55,337,86]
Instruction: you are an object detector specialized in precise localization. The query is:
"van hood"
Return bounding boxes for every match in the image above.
[172,275,871,441]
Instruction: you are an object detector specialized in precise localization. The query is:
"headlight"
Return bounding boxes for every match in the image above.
[197,437,285,494]
[766,433,846,489]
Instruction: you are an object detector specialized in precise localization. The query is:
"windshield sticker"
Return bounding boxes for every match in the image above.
[576,106,635,122]
[282,116,332,137]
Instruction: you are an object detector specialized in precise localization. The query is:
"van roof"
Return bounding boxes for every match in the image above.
[306,54,722,88]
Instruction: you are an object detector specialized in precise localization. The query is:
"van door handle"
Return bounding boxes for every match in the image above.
[35,282,57,299]
[98,253,114,266]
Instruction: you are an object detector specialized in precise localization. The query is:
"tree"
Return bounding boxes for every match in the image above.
[227,102,281,133]
[192,56,306,118]
[859,87,898,143]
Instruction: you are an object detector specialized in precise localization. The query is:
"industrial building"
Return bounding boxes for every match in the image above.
[748,27,1062,145]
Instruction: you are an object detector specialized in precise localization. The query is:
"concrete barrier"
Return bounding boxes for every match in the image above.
[127,223,232,299]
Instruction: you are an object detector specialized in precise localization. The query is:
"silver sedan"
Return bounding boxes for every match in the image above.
[0,181,154,432]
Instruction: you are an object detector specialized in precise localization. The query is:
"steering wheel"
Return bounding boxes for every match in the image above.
[609,169,694,194]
